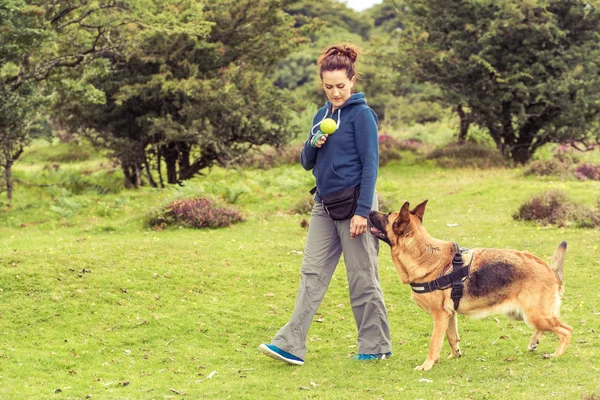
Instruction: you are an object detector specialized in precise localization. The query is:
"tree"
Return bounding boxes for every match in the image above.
[58,0,304,186]
[399,0,600,163]
[0,0,144,202]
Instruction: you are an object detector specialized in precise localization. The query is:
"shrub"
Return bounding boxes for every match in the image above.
[377,193,395,213]
[292,196,315,215]
[511,190,600,228]
[523,159,572,179]
[426,142,506,168]
[56,169,124,195]
[147,197,245,229]
[553,143,581,164]
[574,163,600,181]
[235,145,302,169]
[378,135,424,167]
[513,190,572,226]
[575,200,600,229]
[378,135,403,166]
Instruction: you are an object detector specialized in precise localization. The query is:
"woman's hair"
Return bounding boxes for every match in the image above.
[317,43,359,80]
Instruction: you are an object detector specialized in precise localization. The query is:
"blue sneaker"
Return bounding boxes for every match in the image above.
[352,352,392,360]
[258,344,304,365]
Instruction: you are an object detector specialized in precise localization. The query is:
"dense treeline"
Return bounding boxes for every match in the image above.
[1,0,599,202]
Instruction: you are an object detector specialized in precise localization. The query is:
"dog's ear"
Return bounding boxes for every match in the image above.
[393,201,411,232]
[411,200,428,222]
[399,201,410,221]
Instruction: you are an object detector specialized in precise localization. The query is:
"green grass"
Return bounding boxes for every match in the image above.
[1,149,600,399]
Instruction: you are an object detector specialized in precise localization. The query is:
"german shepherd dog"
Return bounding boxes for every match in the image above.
[368,200,572,371]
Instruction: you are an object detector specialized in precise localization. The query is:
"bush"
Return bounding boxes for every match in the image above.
[426,142,506,168]
[292,195,314,215]
[147,197,245,229]
[552,143,581,165]
[378,135,403,166]
[513,190,600,228]
[22,141,95,163]
[377,192,395,213]
[574,200,600,229]
[523,159,572,179]
[54,169,124,195]
[378,135,424,166]
[574,163,600,181]
[513,191,572,226]
[235,145,302,169]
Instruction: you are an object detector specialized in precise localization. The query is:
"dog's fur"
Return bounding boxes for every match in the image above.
[368,200,572,371]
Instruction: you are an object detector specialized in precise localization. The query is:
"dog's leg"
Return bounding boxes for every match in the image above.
[446,312,462,358]
[553,322,573,356]
[528,330,543,351]
[527,316,573,356]
[415,311,451,371]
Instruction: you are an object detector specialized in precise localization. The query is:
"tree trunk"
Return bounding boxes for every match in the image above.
[499,101,516,159]
[134,162,142,187]
[456,105,470,144]
[157,146,165,189]
[178,142,191,181]
[122,164,136,188]
[143,152,157,188]
[510,145,533,164]
[163,143,178,184]
[5,160,13,204]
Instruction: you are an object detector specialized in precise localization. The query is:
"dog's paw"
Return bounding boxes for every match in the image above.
[414,361,434,371]
[528,343,538,352]
[448,349,462,359]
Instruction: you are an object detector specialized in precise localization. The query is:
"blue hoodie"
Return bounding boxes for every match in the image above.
[301,92,379,218]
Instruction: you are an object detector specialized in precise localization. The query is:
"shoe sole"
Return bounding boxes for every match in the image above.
[258,344,304,365]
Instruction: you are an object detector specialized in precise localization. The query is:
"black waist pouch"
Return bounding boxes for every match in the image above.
[321,185,360,221]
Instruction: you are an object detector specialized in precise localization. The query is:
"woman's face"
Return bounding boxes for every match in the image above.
[322,69,354,110]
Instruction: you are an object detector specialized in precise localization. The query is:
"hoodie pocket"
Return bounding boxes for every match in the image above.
[315,162,345,192]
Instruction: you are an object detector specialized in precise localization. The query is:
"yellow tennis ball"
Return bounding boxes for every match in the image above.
[320,118,337,135]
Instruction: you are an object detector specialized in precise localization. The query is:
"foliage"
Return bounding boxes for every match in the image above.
[234,144,303,169]
[524,158,573,179]
[511,189,600,227]
[379,134,425,167]
[0,81,49,202]
[399,0,600,164]
[284,0,373,40]
[0,0,152,202]
[574,162,600,181]
[523,157,600,182]
[291,195,314,214]
[513,190,571,226]
[426,142,507,169]
[57,0,303,187]
[147,197,245,229]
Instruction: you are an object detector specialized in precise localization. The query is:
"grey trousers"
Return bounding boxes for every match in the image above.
[271,195,392,359]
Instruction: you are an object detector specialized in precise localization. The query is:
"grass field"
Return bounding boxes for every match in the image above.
[1,142,600,399]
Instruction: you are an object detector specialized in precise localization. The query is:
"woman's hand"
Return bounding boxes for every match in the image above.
[350,215,367,238]
[315,133,327,148]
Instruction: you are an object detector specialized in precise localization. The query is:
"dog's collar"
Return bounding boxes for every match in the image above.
[410,242,472,310]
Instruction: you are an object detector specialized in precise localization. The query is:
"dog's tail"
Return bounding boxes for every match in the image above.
[551,241,567,292]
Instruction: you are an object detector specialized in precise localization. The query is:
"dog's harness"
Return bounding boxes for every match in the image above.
[410,243,472,310]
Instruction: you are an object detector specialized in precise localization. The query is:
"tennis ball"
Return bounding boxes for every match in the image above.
[320,118,337,135]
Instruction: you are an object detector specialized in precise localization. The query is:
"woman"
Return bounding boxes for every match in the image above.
[259,43,392,364]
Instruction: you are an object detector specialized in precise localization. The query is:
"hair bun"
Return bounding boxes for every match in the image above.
[339,45,358,63]
[325,43,359,63]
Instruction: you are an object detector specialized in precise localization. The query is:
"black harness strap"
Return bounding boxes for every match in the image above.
[410,243,471,310]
